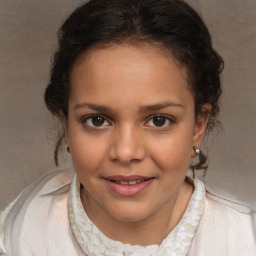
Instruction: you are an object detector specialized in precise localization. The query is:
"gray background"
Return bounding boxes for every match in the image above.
[0,0,255,210]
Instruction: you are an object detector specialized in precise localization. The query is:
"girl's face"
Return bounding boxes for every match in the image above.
[63,44,208,223]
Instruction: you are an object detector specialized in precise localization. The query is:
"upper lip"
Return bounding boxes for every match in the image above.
[104,175,153,181]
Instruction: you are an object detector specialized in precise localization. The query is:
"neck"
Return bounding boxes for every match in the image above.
[81,180,193,246]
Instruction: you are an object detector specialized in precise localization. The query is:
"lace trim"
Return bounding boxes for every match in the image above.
[68,176,205,256]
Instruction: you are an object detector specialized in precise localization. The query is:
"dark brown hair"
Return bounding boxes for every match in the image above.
[45,0,224,173]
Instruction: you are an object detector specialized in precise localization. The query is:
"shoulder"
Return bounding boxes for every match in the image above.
[2,168,75,217]
[0,168,77,255]
[204,189,255,236]
[189,183,256,256]
[205,183,256,215]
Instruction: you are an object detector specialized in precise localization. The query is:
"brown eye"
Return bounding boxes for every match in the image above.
[152,116,166,126]
[91,116,105,126]
[146,115,174,128]
[82,115,110,128]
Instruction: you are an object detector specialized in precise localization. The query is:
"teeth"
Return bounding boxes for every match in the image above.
[118,180,142,185]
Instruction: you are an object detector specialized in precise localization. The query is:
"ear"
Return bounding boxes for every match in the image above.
[59,111,70,147]
[191,104,211,158]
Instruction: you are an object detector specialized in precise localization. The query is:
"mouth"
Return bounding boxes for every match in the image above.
[104,176,155,196]
[106,177,154,185]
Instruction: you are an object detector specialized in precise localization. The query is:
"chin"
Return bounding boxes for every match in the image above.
[107,204,153,223]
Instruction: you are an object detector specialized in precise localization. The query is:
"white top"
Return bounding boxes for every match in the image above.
[69,175,205,256]
[0,169,255,256]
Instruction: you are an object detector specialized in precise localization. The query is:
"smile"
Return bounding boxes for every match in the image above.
[109,178,152,185]
[117,180,141,185]
[104,176,155,196]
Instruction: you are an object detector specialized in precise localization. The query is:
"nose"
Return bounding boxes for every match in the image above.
[109,125,146,165]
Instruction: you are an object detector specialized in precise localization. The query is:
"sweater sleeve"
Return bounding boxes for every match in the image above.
[0,200,17,254]
[0,168,75,255]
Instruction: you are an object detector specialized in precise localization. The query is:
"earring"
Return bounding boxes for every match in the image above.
[193,146,200,155]
[67,146,70,153]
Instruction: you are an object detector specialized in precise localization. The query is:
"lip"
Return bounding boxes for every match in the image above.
[105,175,151,181]
[104,175,155,196]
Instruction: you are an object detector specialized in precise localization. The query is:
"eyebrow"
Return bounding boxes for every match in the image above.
[73,103,116,114]
[138,102,184,113]
[73,102,183,114]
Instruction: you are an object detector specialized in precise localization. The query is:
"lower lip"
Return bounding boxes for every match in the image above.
[105,179,154,196]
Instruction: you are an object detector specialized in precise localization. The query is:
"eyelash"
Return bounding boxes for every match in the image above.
[81,114,176,130]
[145,114,175,128]
[81,114,110,129]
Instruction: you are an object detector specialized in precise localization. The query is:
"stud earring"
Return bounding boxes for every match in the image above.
[193,146,200,155]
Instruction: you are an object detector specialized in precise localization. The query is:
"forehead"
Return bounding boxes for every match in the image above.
[69,44,193,109]
[72,42,187,75]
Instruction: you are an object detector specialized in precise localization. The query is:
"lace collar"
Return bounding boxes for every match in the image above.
[68,175,205,256]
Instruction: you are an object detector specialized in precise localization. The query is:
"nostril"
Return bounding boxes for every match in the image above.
[109,145,146,164]
[108,128,146,163]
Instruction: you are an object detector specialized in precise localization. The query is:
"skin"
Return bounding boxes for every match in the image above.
[62,44,210,246]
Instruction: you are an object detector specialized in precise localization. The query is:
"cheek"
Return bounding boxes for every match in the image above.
[69,130,108,175]
[149,128,194,171]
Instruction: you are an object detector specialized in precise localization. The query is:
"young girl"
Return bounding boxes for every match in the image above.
[0,0,255,255]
